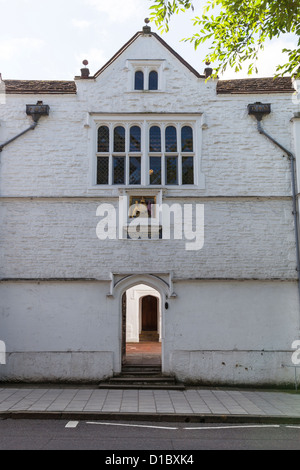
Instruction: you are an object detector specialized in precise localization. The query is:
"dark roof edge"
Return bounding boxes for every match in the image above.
[151,32,202,79]
[3,79,77,95]
[217,90,294,94]
[2,74,295,96]
[217,77,295,94]
[93,32,141,78]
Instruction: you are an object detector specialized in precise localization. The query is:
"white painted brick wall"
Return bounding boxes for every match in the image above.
[0,34,299,385]
[0,197,296,279]
[0,33,297,280]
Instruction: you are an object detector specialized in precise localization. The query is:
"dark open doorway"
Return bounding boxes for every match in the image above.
[140,295,159,342]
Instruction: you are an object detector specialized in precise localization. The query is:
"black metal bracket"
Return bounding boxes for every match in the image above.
[248,102,271,121]
[26,101,50,122]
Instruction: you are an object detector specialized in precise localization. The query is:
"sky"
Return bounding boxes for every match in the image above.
[0,0,297,81]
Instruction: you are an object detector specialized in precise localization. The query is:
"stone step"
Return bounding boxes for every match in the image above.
[98,383,186,390]
[120,371,162,377]
[98,367,185,390]
[109,376,176,385]
[121,366,162,375]
[139,332,160,342]
[122,364,161,369]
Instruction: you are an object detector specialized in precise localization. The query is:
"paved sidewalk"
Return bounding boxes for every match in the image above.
[1,386,300,423]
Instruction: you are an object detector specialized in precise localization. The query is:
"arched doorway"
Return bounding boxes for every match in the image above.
[122,284,162,368]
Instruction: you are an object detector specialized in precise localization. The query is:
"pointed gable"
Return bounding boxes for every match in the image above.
[86,30,203,80]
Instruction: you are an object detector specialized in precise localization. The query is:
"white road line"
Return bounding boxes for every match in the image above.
[183,425,281,430]
[65,421,79,428]
[285,425,300,429]
[86,422,178,430]
[86,422,282,431]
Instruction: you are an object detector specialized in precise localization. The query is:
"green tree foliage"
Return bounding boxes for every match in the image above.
[149,0,300,77]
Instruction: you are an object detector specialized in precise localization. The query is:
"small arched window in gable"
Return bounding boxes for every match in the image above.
[98,125,109,152]
[181,126,193,152]
[149,70,158,90]
[165,126,177,152]
[134,71,144,90]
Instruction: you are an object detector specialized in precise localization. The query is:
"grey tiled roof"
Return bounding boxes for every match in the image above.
[216,77,295,94]
[4,80,77,94]
[3,76,295,96]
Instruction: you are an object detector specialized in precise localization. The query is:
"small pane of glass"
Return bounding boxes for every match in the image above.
[130,126,141,152]
[181,126,193,152]
[134,71,144,90]
[149,157,161,185]
[149,71,158,90]
[113,156,125,184]
[129,156,141,184]
[98,126,109,153]
[114,126,125,152]
[166,156,178,185]
[149,126,161,152]
[182,156,194,185]
[165,126,177,152]
[97,157,109,185]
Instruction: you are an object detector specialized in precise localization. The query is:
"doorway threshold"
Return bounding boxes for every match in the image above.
[124,342,162,366]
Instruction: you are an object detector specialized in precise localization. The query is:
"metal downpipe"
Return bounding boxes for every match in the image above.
[256,119,300,305]
[0,101,49,153]
[0,121,38,153]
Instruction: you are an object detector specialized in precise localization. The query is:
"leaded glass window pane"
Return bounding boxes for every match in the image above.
[135,71,144,90]
[130,126,141,152]
[97,157,109,185]
[95,121,197,188]
[165,126,177,152]
[182,156,194,185]
[149,156,161,185]
[98,126,109,153]
[181,126,193,152]
[113,156,125,184]
[114,126,125,152]
[166,156,178,185]
[149,71,158,90]
[149,126,161,152]
[129,157,141,184]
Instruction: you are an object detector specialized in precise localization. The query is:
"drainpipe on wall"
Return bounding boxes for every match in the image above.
[248,102,300,306]
[0,101,50,153]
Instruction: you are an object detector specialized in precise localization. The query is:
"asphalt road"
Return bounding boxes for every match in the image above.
[0,419,300,452]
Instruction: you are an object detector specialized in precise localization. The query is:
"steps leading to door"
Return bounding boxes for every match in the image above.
[98,365,185,390]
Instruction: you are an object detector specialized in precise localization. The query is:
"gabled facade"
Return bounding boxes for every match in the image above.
[1,24,300,385]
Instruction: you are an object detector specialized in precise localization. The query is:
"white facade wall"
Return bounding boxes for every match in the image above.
[0,197,296,280]
[165,280,299,385]
[0,36,296,198]
[0,32,299,384]
[0,281,115,382]
[0,279,298,384]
